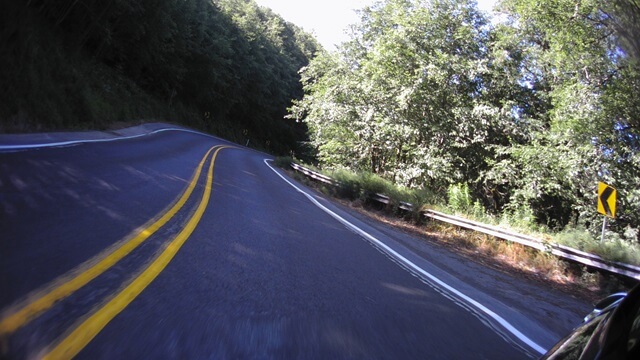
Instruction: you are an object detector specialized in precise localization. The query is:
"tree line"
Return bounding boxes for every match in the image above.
[291,0,640,242]
[0,0,320,154]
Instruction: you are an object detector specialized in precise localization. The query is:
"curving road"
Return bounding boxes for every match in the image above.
[0,126,590,359]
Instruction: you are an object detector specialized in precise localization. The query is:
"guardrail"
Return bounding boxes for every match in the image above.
[290,163,336,186]
[288,162,640,281]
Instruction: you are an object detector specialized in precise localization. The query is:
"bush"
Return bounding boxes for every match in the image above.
[447,183,484,217]
[447,183,472,213]
[360,172,397,199]
[273,156,294,168]
[499,205,540,234]
[331,169,362,200]
[554,227,640,266]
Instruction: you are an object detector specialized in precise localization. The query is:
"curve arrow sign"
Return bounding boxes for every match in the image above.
[598,182,617,218]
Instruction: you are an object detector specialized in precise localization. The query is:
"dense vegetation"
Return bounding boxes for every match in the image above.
[0,0,320,154]
[291,0,640,245]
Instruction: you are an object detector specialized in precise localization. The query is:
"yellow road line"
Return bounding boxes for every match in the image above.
[43,146,227,360]
[0,145,218,336]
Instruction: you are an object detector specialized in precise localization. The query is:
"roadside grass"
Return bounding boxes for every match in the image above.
[277,158,637,297]
[555,228,640,265]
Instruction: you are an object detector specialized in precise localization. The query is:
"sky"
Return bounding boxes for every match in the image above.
[253,0,498,50]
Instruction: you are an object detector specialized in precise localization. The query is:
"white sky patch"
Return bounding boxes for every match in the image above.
[254,0,498,50]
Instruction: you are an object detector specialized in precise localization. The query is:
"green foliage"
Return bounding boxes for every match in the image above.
[359,172,393,198]
[273,156,294,169]
[292,0,640,246]
[330,169,408,203]
[331,169,363,200]
[500,205,539,233]
[554,227,640,266]
[447,183,474,213]
[447,183,486,218]
[329,166,437,215]
[293,0,495,191]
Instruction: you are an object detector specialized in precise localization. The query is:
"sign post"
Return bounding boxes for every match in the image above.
[601,217,608,242]
[597,182,617,242]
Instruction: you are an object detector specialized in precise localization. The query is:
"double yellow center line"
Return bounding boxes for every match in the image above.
[1,145,228,358]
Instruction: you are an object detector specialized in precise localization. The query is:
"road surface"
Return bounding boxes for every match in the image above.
[0,125,590,359]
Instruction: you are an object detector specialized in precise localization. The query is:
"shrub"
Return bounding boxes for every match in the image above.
[331,169,362,200]
[273,156,294,168]
[447,183,475,214]
[554,227,640,266]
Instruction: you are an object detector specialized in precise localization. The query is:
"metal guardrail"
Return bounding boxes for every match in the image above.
[290,163,337,186]
[423,210,640,281]
[288,162,640,281]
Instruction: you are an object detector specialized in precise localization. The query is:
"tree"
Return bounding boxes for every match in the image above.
[484,0,640,236]
[295,0,504,190]
[293,0,640,241]
[1,0,320,155]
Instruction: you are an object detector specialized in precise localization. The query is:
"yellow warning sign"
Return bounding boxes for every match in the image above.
[597,182,617,218]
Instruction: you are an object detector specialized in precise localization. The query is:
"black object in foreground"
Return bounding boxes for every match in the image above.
[541,284,640,360]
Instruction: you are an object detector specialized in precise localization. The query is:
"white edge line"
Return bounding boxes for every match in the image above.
[263,159,547,355]
[0,128,210,151]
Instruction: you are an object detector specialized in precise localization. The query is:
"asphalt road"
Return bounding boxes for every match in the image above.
[0,126,591,359]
